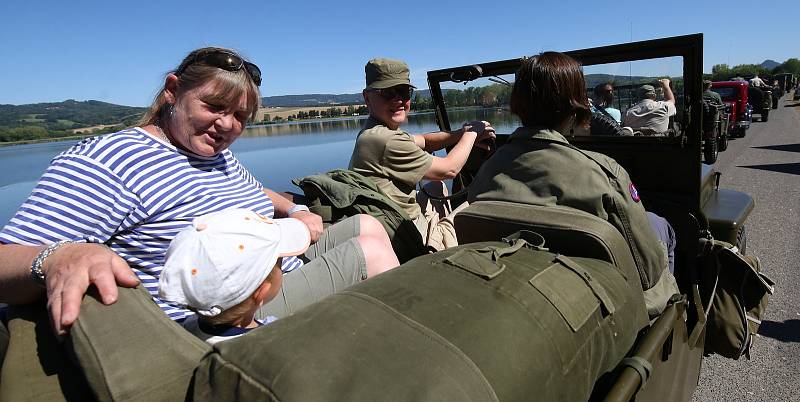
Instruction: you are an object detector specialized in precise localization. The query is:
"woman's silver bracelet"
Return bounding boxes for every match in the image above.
[30,240,73,286]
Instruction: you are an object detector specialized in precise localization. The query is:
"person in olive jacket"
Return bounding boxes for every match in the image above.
[468,52,677,317]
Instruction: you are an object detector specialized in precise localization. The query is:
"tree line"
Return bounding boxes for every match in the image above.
[411,84,512,110]
[261,105,370,123]
[707,58,800,82]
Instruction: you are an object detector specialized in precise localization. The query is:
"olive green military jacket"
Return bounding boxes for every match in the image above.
[468,127,665,290]
[703,89,723,105]
[294,169,428,263]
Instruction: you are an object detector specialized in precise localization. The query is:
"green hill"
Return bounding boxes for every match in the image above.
[0,100,145,143]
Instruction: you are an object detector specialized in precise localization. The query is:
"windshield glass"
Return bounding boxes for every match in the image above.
[710,87,737,100]
[436,74,518,134]
[581,56,685,137]
[432,55,685,139]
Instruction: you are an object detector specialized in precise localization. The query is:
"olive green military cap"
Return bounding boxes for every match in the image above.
[638,84,656,99]
[365,58,416,90]
[703,79,713,85]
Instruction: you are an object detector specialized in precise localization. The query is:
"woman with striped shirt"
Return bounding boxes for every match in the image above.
[0,47,399,338]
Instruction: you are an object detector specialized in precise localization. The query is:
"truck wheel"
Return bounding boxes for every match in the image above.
[761,109,769,122]
[736,226,747,255]
[704,135,718,163]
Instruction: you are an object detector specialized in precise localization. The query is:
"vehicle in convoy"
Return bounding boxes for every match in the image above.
[748,85,772,121]
[773,72,795,93]
[766,77,783,108]
[710,81,752,137]
[0,35,771,402]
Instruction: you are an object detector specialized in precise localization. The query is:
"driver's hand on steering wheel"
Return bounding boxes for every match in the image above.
[463,120,496,150]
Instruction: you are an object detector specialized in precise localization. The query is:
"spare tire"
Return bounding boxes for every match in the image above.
[590,112,624,136]
[704,133,718,164]
[701,101,718,132]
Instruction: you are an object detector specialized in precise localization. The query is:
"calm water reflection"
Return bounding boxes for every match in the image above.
[0,108,518,226]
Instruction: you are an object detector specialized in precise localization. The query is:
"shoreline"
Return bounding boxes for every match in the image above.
[0,109,446,147]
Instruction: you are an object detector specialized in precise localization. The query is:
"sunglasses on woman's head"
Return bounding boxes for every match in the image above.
[177,50,262,86]
[373,86,414,101]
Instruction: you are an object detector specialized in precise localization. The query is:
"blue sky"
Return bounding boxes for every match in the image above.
[1,0,795,107]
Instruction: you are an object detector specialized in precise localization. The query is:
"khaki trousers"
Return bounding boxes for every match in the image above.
[415,181,470,251]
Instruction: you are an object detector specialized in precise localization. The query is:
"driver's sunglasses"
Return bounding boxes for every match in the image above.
[373,86,414,102]
[177,50,262,86]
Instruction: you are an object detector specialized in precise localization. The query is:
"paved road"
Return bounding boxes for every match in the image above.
[694,94,800,402]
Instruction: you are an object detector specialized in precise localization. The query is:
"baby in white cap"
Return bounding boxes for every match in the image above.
[159,208,310,344]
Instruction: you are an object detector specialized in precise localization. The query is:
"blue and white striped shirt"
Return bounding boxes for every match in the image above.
[0,127,304,321]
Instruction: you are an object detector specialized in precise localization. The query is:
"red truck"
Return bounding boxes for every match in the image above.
[710,81,753,137]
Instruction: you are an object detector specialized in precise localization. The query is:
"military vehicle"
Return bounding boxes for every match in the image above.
[711,81,752,137]
[747,85,772,121]
[420,33,766,401]
[0,34,770,402]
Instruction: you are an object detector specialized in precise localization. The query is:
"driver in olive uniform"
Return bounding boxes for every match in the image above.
[469,52,678,317]
[349,58,495,251]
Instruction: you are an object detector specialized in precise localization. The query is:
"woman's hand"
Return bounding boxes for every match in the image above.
[42,243,139,336]
[290,210,324,243]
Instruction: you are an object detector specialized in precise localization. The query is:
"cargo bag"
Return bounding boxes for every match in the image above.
[698,238,774,359]
[193,235,650,402]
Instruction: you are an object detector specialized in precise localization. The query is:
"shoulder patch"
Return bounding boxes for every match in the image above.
[629,183,641,203]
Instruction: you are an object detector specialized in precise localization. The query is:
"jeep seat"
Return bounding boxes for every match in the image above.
[454,200,642,290]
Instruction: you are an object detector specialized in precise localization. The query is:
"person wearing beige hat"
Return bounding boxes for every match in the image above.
[349,58,496,251]
[159,209,312,344]
[623,78,676,135]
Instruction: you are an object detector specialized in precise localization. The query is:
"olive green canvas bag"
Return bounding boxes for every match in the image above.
[697,238,774,359]
[193,234,649,402]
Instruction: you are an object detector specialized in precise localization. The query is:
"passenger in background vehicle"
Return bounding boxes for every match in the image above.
[623,79,676,136]
[703,80,723,105]
[749,74,766,88]
[468,52,678,317]
[592,83,622,124]
[350,58,495,251]
[0,47,401,399]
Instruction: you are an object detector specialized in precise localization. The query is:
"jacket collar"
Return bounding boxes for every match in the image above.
[508,126,570,145]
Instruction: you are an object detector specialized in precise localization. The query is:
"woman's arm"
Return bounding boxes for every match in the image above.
[263,188,323,242]
[0,244,47,305]
[0,242,139,335]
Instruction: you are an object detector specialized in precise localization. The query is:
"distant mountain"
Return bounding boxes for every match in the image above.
[760,60,780,70]
[262,89,435,107]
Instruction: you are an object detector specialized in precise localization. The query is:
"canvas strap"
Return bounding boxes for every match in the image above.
[620,356,653,392]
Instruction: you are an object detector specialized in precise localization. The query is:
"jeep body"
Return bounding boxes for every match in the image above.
[427,33,755,401]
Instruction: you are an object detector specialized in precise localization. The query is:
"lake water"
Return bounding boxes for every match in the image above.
[0,108,518,226]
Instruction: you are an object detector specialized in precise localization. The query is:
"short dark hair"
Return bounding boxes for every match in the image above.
[510,52,590,129]
[593,83,613,97]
